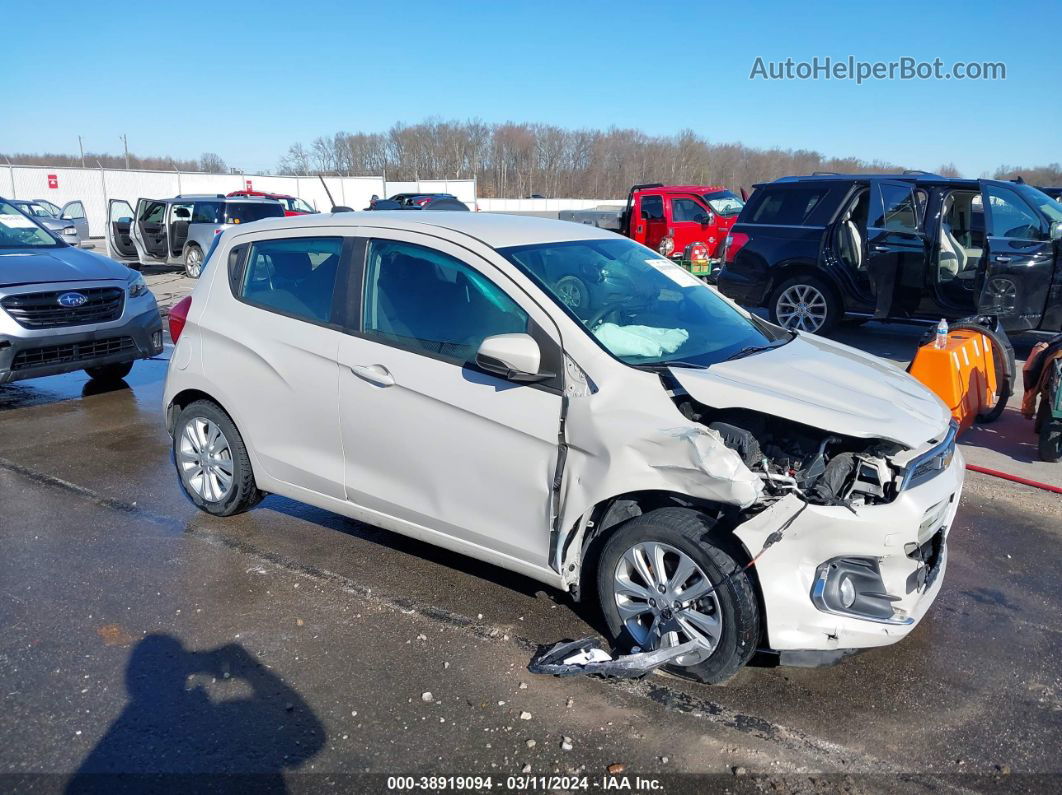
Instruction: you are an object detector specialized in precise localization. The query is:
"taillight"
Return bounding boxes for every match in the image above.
[169,296,192,343]
[723,232,749,265]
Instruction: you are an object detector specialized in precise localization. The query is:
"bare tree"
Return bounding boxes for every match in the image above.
[198,153,227,173]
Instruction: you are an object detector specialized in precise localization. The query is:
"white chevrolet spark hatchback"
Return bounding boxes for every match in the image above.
[164,211,963,682]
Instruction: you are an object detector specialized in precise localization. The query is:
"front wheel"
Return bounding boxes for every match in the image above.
[183,244,204,279]
[596,508,760,684]
[84,361,134,382]
[173,400,263,516]
[769,275,841,334]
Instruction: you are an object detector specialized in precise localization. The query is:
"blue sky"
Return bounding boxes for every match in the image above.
[3,0,1059,178]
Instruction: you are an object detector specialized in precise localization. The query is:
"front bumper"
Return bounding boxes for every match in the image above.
[0,297,163,384]
[734,448,965,652]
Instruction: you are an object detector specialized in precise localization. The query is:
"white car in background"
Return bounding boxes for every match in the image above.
[162,211,963,683]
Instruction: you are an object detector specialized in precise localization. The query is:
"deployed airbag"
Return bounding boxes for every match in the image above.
[593,323,688,358]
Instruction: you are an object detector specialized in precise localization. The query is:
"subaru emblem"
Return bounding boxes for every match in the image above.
[57,292,88,308]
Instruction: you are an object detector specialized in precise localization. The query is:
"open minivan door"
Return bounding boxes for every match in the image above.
[863,179,926,319]
[106,199,140,264]
[975,180,1058,332]
[131,198,169,264]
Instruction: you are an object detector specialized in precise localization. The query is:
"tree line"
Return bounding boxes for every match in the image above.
[1,151,228,174]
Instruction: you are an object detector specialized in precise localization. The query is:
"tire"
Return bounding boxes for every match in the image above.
[596,507,760,685]
[1037,401,1062,462]
[183,244,204,279]
[768,274,841,334]
[554,275,590,312]
[949,322,1015,424]
[172,399,262,517]
[84,361,134,382]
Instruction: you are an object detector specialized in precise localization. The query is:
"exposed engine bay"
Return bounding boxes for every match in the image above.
[674,399,904,511]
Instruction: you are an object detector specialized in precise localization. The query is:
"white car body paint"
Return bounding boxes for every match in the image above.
[164,211,963,657]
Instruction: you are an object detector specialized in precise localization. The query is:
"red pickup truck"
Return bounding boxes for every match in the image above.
[559,183,745,278]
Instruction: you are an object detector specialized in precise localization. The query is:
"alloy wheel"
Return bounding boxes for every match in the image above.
[612,541,722,666]
[186,248,203,278]
[776,283,828,332]
[178,417,234,502]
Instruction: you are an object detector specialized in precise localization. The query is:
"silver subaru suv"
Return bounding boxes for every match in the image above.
[0,199,164,385]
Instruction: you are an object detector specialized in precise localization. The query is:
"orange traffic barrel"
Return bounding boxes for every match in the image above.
[908,330,998,432]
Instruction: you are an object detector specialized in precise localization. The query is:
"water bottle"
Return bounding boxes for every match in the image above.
[934,318,949,349]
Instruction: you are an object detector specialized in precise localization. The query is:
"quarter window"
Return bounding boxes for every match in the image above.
[362,240,528,363]
[239,237,343,324]
[749,188,826,225]
[671,198,709,223]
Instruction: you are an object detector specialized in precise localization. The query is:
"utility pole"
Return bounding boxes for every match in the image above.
[78,136,85,168]
[120,134,130,170]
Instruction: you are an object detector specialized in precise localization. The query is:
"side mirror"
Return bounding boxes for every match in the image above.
[1051,220,1062,241]
[699,215,711,226]
[476,333,552,383]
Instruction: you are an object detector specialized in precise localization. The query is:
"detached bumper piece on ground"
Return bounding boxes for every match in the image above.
[528,635,703,679]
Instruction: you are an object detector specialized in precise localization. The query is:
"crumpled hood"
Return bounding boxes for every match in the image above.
[0,247,132,287]
[670,333,951,449]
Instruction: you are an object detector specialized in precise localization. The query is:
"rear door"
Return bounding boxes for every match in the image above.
[976,180,1056,331]
[60,201,89,241]
[863,180,926,318]
[636,193,668,253]
[105,199,139,262]
[132,199,168,262]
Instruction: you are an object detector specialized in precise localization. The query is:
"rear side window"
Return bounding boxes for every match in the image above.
[871,183,919,232]
[640,195,665,221]
[671,198,709,223]
[362,240,528,364]
[749,188,826,225]
[225,202,285,224]
[239,237,343,324]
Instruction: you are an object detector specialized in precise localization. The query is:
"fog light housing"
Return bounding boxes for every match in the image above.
[811,557,909,624]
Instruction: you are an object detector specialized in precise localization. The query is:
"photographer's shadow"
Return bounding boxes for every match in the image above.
[68,634,325,794]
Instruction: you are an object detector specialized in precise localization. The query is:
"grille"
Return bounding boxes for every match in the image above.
[11,336,136,370]
[1,287,125,329]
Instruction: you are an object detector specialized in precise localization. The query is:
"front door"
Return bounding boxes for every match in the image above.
[864,180,926,318]
[60,201,89,241]
[337,234,563,567]
[131,199,168,261]
[976,181,1056,331]
[105,199,139,262]
[635,194,668,253]
[668,196,713,271]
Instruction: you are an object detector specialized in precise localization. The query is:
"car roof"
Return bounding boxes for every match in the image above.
[232,210,618,249]
[645,185,729,193]
[764,173,982,189]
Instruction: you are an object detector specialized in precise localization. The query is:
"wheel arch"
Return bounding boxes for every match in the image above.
[767,258,842,304]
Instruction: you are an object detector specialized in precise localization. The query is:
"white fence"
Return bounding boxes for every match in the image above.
[1,163,625,237]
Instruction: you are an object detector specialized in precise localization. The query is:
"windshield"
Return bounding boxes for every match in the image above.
[0,201,62,248]
[703,190,744,217]
[1016,184,1062,224]
[20,202,54,218]
[499,238,787,367]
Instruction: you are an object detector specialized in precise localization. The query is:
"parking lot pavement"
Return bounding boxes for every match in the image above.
[1,356,1060,786]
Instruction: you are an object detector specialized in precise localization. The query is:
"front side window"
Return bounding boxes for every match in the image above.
[671,198,709,223]
[640,195,665,221]
[363,240,528,363]
[703,190,744,217]
[871,184,919,233]
[0,200,60,248]
[63,201,86,220]
[240,237,343,324]
[984,185,1045,240]
[500,238,787,366]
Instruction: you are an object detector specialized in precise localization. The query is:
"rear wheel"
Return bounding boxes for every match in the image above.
[554,275,590,311]
[84,361,133,382]
[173,400,262,516]
[769,275,841,334]
[596,508,760,684]
[184,244,204,279]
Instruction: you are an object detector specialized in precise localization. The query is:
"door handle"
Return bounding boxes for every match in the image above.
[872,245,890,252]
[994,256,1011,263]
[350,364,395,387]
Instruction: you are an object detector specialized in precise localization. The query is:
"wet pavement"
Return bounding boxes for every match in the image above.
[1,345,1060,790]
